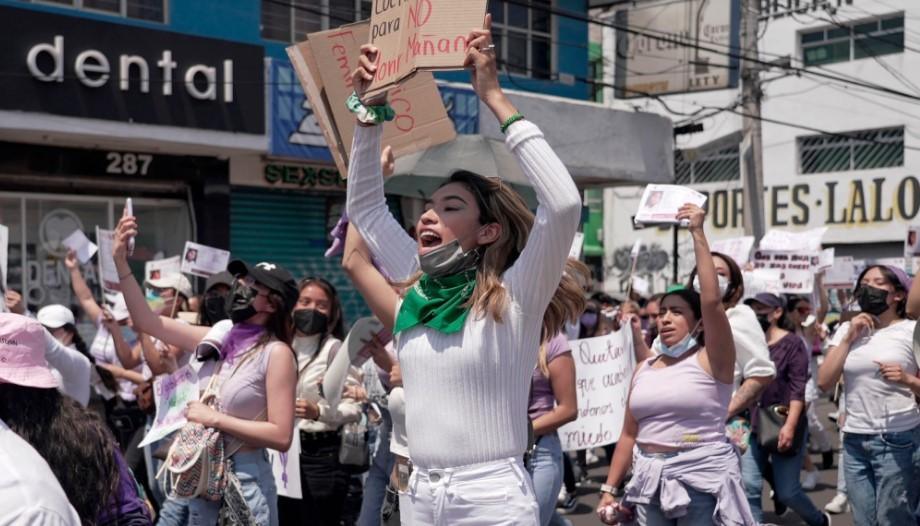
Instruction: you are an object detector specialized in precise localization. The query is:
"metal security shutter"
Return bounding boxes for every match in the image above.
[231,188,370,326]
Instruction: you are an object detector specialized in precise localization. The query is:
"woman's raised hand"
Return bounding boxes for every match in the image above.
[351,44,387,106]
[464,14,502,105]
[112,215,138,264]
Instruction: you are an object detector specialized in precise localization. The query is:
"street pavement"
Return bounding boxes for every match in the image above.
[565,398,854,526]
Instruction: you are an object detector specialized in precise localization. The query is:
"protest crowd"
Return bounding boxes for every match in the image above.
[3,13,920,526]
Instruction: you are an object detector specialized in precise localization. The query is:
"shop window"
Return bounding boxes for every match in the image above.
[440,86,480,134]
[801,14,904,67]
[261,0,370,42]
[674,136,741,185]
[799,126,904,174]
[2,194,189,318]
[488,0,554,79]
[23,0,166,22]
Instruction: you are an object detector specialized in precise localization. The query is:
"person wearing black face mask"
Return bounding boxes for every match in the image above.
[743,293,827,526]
[818,265,920,526]
[199,271,233,327]
[277,277,358,526]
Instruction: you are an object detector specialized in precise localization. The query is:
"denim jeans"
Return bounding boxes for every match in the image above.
[358,410,395,526]
[741,431,825,526]
[634,486,716,525]
[527,433,564,526]
[843,425,920,526]
[187,449,278,526]
[155,496,190,526]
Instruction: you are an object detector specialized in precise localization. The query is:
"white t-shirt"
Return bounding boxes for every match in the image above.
[829,320,920,434]
[727,304,777,392]
[43,331,91,407]
[0,419,81,526]
[90,321,140,402]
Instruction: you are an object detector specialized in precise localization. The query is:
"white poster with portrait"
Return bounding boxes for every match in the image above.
[96,227,120,293]
[181,241,230,278]
[558,329,635,451]
[268,433,302,499]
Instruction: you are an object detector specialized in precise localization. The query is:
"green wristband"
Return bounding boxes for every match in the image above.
[500,112,525,133]
[347,91,396,125]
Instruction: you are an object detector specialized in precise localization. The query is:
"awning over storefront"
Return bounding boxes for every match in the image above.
[478,88,675,186]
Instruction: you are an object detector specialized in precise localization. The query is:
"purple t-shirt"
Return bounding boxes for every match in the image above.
[528,333,571,421]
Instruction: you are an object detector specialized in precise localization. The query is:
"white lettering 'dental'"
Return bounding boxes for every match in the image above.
[25,36,235,102]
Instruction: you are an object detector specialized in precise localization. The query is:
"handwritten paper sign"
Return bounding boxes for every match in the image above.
[145,255,181,282]
[0,224,7,292]
[759,227,827,253]
[138,365,199,448]
[95,227,120,293]
[711,236,755,266]
[751,250,819,294]
[324,317,391,410]
[558,330,635,451]
[287,21,456,178]
[269,433,303,499]
[364,0,489,100]
[181,242,230,278]
[62,230,98,264]
[824,256,858,288]
[634,184,708,227]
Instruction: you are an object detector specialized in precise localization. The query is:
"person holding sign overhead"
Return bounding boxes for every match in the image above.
[597,204,756,525]
[345,13,582,524]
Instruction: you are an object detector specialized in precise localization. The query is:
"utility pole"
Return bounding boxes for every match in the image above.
[739,0,766,243]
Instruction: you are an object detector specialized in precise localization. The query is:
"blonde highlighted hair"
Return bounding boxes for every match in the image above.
[401,172,587,346]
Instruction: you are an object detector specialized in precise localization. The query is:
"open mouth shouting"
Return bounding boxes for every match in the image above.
[418,228,444,254]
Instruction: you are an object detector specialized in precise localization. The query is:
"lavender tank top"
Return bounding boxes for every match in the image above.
[215,342,277,421]
[629,352,732,448]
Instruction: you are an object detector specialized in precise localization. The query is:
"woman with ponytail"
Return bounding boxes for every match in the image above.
[346,14,582,523]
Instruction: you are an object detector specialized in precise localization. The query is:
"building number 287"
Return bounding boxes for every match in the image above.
[106,152,154,176]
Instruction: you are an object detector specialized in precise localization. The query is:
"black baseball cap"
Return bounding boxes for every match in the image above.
[205,271,234,293]
[227,260,298,313]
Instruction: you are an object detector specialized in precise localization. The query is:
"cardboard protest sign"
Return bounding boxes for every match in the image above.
[0,224,7,292]
[287,21,456,177]
[145,256,181,282]
[364,0,488,99]
[751,250,819,294]
[824,256,857,288]
[759,227,827,253]
[95,227,120,293]
[181,242,230,279]
[558,329,635,451]
[139,365,199,447]
[269,433,303,499]
[62,230,98,264]
[634,185,707,227]
[711,236,755,266]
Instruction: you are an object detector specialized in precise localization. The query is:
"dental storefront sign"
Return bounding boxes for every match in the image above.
[1,4,264,133]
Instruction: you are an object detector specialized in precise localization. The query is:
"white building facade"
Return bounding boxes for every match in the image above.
[597,0,919,295]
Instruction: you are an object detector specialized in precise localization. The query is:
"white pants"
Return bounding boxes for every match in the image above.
[403,457,540,525]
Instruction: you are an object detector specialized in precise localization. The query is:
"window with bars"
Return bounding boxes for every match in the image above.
[798,127,904,174]
[674,138,740,185]
[261,0,371,42]
[801,14,904,67]
[23,0,165,21]
[488,0,554,79]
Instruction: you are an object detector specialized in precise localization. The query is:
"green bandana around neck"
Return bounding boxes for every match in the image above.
[394,269,477,334]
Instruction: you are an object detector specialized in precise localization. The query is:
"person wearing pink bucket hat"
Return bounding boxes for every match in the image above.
[0,312,60,389]
[0,312,151,525]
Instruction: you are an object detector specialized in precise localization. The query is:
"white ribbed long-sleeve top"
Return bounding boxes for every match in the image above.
[346,120,581,469]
